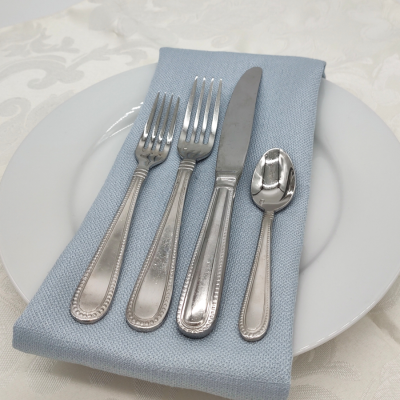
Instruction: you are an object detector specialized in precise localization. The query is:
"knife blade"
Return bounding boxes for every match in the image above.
[177,67,262,338]
[216,67,263,176]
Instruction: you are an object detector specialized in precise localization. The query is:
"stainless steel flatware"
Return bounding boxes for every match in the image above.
[126,77,222,332]
[239,148,296,341]
[177,67,262,338]
[71,92,180,324]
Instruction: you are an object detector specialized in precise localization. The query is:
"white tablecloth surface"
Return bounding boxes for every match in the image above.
[0,0,82,29]
[1,1,400,399]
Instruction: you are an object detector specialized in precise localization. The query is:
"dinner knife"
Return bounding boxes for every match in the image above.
[176,67,262,338]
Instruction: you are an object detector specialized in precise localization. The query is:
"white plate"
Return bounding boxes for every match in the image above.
[1,64,400,356]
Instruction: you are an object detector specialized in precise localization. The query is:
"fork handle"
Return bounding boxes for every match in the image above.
[70,168,148,324]
[177,175,236,338]
[126,159,196,331]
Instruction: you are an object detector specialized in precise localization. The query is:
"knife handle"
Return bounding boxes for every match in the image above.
[126,159,195,331]
[177,175,237,338]
[70,168,148,324]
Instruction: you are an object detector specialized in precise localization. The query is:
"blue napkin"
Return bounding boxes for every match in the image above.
[13,48,325,400]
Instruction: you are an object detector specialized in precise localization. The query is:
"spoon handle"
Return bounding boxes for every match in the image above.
[239,210,274,341]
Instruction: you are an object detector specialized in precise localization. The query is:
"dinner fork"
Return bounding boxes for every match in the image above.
[126,77,222,332]
[70,92,180,324]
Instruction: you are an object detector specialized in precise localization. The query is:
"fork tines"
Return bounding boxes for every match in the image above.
[142,92,180,150]
[181,77,222,145]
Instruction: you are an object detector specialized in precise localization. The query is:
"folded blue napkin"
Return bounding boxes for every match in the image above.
[13,48,325,400]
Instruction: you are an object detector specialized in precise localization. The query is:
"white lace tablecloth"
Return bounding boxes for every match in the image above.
[1,1,400,399]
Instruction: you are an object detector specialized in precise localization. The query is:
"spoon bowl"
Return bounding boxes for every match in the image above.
[251,148,296,212]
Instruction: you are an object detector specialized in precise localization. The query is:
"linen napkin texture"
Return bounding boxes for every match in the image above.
[13,48,325,400]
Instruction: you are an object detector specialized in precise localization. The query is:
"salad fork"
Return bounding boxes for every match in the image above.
[126,77,222,332]
[71,92,180,324]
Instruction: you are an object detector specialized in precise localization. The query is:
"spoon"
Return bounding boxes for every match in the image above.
[239,148,296,342]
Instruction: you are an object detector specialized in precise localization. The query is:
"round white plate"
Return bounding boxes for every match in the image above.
[1,64,400,356]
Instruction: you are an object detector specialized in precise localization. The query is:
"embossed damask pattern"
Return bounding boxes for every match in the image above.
[0,0,400,398]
